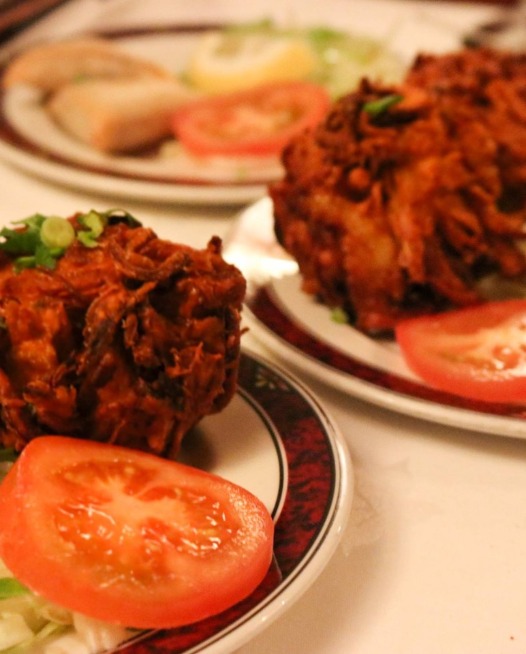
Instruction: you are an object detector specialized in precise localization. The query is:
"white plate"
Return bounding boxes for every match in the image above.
[0,25,283,206]
[100,349,352,654]
[225,198,526,440]
[0,0,472,207]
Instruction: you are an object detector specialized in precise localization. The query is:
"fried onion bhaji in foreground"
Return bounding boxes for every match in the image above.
[0,212,246,455]
[270,48,526,334]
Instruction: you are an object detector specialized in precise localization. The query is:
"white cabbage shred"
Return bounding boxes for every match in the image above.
[0,557,136,654]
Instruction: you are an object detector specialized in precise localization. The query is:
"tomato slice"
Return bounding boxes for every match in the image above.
[395,299,526,403]
[0,436,274,629]
[171,81,330,156]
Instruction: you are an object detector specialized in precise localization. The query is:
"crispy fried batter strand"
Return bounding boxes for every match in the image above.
[270,48,526,333]
[0,215,246,455]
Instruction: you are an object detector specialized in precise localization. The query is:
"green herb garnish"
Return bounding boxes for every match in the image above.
[363,93,403,117]
[0,447,17,462]
[0,578,29,599]
[0,213,71,271]
[0,214,46,255]
[76,210,107,248]
[331,307,350,324]
[0,209,139,272]
[40,215,75,250]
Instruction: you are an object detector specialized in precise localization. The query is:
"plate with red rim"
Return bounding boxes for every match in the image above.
[0,25,284,206]
[224,197,526,440]
[88,349,352,654]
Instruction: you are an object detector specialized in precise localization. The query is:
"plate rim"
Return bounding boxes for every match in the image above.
[0,137,269,205]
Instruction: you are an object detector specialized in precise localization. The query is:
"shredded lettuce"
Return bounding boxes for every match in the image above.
[0,579,28,599]
[43,615,132,654]
[305,26,405,98]
[0,613,35,651]
[0,558,136,654]
[1,620,67,654]
[0,561,70,653]
[189,20,405,99]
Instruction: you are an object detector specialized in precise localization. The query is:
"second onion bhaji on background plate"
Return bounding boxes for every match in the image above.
[0,211,246,456]
[270,47,526,334]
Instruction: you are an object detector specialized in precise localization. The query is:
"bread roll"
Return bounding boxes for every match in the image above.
[3,37,169,93]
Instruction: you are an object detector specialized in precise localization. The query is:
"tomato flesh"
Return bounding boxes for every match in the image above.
[172,81,330,156]
[0,437,274,628]
[395,299,526,403]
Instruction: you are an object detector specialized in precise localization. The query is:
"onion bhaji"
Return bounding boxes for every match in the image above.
[0,212,246,455]
[270,47,526,334]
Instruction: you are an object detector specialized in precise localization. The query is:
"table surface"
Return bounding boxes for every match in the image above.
[1,1,526,653]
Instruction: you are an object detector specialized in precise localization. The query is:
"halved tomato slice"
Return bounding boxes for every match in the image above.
[0,436,274,629]
[171,80,330,156]
[395,299,526,403]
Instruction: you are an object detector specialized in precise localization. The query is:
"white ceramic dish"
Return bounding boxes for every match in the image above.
[225,198,526,440]
[0,26,284,206]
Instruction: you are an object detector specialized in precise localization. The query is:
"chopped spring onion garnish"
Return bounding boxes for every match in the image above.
[76,211,106,248]
[0,209,139,272]
[363,93,403,117]
[40,216,76,251]
[331,307,350,324]
[0,213,75,271]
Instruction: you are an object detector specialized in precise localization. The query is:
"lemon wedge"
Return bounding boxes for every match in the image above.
[187,31,318,93]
